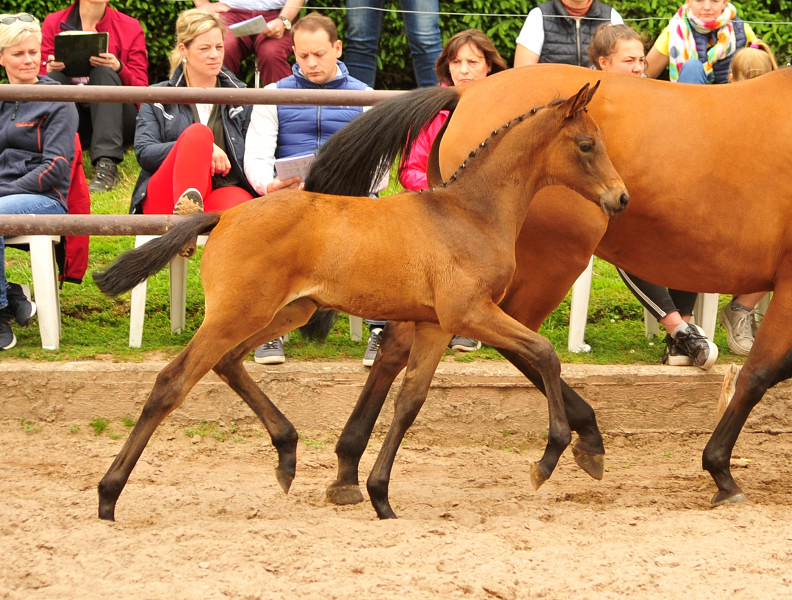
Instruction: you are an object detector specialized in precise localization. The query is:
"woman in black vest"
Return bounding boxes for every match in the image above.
[644,0,756,83]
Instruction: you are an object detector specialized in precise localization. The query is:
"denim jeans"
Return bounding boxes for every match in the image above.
[678,60,708,85]
[0,194,66,310]
[345,0,442,88]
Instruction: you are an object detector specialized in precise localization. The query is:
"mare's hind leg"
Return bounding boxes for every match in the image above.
[703,288,792,505]
[327,321,415,505]
[441,301,571,490]
[366,322,451,519]
[98,314,256,521]
[498,349,604,480]
[213,298,318,494]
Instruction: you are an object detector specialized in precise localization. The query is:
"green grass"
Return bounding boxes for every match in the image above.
[2,151,748,365]
[88,417,109,436]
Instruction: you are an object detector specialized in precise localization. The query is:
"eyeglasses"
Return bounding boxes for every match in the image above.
[1,14,36,26]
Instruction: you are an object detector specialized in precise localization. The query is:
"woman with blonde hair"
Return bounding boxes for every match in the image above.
[130,8,256,215]
[0,13,78,350]
[587,23,646,75]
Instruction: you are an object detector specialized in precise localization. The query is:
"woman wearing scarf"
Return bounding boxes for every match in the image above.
[645,0,756,83]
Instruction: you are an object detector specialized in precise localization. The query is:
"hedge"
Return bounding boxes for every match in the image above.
[10,1,792,88]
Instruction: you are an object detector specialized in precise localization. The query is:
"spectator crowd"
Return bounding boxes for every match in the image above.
[0,0,783,370]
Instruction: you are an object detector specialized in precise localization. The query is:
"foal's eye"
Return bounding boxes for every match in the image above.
[579,142,594,153]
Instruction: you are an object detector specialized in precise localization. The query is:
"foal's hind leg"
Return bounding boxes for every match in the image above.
[213,299,318,494]
[498,349,604,480]
[366,323,451,519]
[327,321,415,505]
[98,317,253,521]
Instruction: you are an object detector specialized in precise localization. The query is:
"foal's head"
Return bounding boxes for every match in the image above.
[534,82,629,217]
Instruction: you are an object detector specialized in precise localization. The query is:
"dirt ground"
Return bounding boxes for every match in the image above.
[1,418,791,600]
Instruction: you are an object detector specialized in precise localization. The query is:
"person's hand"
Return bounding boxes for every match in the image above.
[201,2,231,13]
[265,18,286,39]
[211,144,232,176]
[266,176,302,194]
[90,52,121,72]
[46,55,65,73]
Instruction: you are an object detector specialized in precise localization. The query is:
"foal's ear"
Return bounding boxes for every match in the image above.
[563,81,599,118]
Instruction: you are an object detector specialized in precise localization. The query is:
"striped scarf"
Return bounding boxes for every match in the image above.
[561,0,594,17]
[667,3,737,83]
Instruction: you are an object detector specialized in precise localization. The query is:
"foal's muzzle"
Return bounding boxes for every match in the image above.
[600,186,630,217]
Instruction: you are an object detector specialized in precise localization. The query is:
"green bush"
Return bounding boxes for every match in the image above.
[11,1,792,87]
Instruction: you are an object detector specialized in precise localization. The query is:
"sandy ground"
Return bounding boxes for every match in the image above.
[1,418,791,600]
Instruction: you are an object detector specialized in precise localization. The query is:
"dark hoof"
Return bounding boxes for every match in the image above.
[711,491,749,506]
[98,503,116,521]
[374,505,398,520]
[529,462,550,491]
[326,483,365,505]
[572,445,604,480]
[275,468,294,494]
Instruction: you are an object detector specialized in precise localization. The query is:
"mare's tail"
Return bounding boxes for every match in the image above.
[93,212,221,297]
[304,86,460,197]
[298,86,460,342]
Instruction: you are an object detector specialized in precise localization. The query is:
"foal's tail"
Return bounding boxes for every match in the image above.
[304,86,460,197]
[93,212,221,297]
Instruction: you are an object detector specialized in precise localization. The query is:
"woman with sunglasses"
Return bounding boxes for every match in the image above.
[0,13,78,350]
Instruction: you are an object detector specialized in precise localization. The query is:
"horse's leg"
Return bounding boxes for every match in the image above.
[327,320,415,505]
[98,313,260,521]
[444,301,571,489]
[366,322,451,519]
[212,298,318,493]
[702,287,792,505]
[497,348,604,480]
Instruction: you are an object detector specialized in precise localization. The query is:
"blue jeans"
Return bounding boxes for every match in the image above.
[0,194,66,310]
[345,0,442,88]
[678,60,708,84]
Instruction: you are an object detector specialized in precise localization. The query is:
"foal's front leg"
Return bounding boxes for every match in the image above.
[366,322,452,519]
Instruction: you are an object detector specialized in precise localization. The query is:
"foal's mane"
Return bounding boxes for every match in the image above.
[421,97,567,194]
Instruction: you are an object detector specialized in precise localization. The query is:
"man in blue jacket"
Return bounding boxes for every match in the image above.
[245,11,372,365]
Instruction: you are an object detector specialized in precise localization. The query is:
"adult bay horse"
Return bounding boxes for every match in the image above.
[314,64,792,515]
[93,84,629,521]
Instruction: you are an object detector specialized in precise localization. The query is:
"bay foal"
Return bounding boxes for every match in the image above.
[94,83,628,520]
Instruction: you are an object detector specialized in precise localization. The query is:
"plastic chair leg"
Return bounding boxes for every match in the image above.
[568,257,593,353]
[349,315,363,341]
[128,235,158,348]
[694,293,719,341]
[170,254,188,334]
[28,236,61,350]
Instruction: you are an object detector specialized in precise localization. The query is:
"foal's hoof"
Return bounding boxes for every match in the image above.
[275,467,294,494]
[711,491,749,506]
[529,462,550,491]
[326,484,365,506]
[572,446,605,481]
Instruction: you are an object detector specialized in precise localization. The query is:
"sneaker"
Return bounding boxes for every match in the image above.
[254,337,285,364]
[88,158,120,193]
[0,308,16,350]
[5,283,36,327]
[672,323,718,371]
[719,301,755,356]
[661,333,694,367]
[448,336,481,352]
[362,328,382,367]
[174,188,204,215]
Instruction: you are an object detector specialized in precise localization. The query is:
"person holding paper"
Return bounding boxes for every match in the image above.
[40,0,148,194]
[193,0,304,86]
[0,13,78,350]
[244,12,371,364]
[129,9,256,217]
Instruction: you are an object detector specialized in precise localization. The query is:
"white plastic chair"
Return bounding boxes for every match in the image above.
[128,234,208,348]
[4,235,62,350]
[567,258,719,353]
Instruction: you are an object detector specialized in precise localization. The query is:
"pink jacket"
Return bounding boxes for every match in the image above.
[40,3,149,88]
[399,110,450,191]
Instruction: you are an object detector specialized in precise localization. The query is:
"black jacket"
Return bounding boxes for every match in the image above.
[0,76,78,208]
[538,0,614,67]
[130,65,255,213]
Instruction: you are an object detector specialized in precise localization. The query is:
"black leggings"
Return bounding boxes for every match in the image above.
[617,268,698,321]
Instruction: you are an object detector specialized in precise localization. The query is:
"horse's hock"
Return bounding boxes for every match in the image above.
[3,361,791,442]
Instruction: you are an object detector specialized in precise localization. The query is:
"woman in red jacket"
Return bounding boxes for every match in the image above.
[398,29,506,352]
[40,0,148,193]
